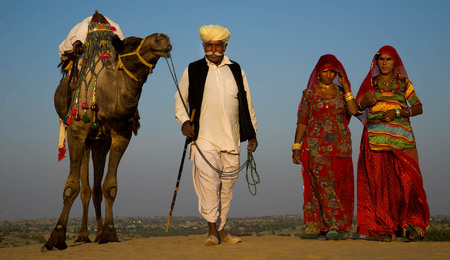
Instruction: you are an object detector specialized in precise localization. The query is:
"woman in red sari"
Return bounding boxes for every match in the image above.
[292,55,358,240]
[356,46,430,242]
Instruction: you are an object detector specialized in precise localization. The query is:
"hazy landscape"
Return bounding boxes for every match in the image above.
[1,215,449,248]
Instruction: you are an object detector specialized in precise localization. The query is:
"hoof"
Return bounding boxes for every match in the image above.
[42,226,68,251]
[98,225,119,244]
[75,236,92,243]
[40,244,54,252]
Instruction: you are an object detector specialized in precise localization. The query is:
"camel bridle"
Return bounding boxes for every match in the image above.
[117,35,166,81]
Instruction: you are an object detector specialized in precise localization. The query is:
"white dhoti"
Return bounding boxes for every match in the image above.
[191,144,240,231]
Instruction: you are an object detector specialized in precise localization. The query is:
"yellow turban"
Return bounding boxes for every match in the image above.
[198,25,230,42]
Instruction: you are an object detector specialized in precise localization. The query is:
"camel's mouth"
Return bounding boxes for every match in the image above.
[152,45,172,58]
[161,50,171,58]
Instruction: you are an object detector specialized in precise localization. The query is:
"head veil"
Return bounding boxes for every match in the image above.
[299,54,352,125]
[297,54,351,166]
[356,45,408,101]
[306,54,351,90]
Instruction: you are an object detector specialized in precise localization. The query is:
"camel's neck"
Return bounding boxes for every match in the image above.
[116,76,144,115]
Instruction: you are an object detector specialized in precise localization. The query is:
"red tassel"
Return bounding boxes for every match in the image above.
[58,144,66,162]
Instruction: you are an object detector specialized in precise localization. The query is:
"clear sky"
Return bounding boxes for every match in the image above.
[0,0,449,221]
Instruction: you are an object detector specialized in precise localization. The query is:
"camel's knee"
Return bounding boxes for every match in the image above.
[63,183,80,201]
[103,185,117,200]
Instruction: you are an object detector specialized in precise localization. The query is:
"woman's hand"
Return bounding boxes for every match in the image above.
[360,91,377,109]
[338,71,350,92]
[380,109,396,123]
[292,149,302,165]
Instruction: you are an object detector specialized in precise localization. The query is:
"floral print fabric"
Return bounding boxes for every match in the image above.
[298,85,354,234]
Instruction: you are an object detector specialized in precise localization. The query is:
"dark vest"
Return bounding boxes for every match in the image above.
[187,58,256,142]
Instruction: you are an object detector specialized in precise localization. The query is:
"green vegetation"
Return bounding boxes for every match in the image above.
[424,227,450,241]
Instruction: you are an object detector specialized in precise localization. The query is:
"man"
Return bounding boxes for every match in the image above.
[174,24,258,246]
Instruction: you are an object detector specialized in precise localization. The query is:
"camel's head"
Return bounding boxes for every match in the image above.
[146,33,172,58]
[112,33,172,80]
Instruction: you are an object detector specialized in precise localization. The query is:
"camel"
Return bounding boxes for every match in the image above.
[41,32,172,251]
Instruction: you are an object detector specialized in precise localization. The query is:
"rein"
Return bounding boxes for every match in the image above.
[117,36,155,81]
[159,42,261,195]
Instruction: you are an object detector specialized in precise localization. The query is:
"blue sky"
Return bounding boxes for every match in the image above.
[0,0,449,221]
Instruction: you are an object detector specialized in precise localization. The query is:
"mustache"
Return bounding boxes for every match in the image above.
[204,51,223,56]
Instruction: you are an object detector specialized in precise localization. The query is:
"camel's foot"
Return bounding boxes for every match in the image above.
[74,233,91,243]
[94,233,102,243]
[98,225,120,244]
[94,227,103,243]
[41,225,67,252]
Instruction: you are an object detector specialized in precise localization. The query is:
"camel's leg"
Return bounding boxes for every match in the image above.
[91,137,111,242]
[75,144,92,243]
[42,127,87,252]
[98,131,130,244]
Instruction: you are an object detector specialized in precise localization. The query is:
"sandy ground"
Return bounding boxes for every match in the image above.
[1,235,449,260]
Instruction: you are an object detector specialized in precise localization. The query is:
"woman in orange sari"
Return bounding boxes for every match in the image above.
[292,54,358,240]
[355,46,430,242]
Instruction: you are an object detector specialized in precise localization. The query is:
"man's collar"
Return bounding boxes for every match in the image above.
[204,55,232,67]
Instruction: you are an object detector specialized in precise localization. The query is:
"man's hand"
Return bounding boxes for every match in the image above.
[181,121,195,137]
[247,138,258,152]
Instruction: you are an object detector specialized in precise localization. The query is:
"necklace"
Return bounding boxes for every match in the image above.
[378,75,394,88]
[319,82,333,89]
[377,75,396,97]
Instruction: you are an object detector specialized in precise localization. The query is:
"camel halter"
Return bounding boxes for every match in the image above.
[117,36,155,81]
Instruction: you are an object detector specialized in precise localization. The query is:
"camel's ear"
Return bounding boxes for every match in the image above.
[112,35,123,53]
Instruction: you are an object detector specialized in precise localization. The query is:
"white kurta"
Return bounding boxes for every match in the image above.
[174,56,257,152]
[59,16,125,56]
[174,56,257,229]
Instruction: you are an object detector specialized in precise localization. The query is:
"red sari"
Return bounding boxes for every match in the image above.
[356,46,430,238]
[297,55,354,234]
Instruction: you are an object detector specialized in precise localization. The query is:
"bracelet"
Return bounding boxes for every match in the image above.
[395,108,401,118]
[357,102,365,112]
[344,92,354,102]
[292,143,301,151]
[406,107,412,117]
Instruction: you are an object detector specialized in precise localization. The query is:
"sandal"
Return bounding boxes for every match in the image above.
[378,235,392,242]
[318,235,326,241]
[326,230,340,240]
[407,229,420,242]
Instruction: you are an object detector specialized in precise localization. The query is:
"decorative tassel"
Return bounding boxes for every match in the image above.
[90,122,99,129]
[62,116,69,126]
[63,116,72,126]
[129,124,137,135]
[74,112,81,121]
[58,144,66,162]
[70,107,77,115]
[82,114,90,123]
[90,103,99,129]
[91,103,99,112]
[57,119,67,161]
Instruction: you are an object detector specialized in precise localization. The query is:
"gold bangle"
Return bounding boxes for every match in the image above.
[292,143,301,151]
[345,93,354,101]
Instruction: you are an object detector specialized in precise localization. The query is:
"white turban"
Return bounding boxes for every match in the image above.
[198,25,230,42]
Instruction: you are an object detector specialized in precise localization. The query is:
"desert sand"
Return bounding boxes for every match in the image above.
[1,235,449,260]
